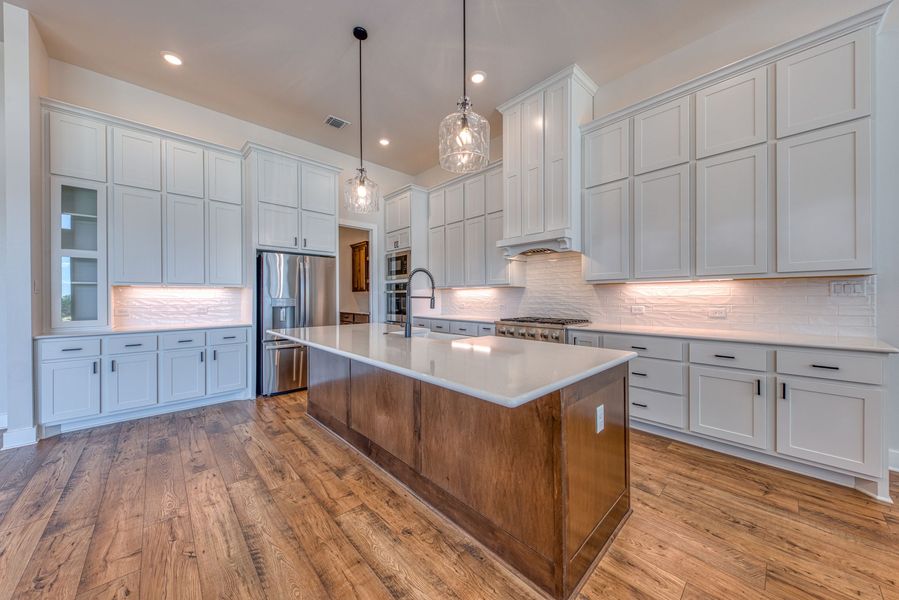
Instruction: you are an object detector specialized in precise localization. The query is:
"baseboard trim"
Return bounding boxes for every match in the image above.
[890,449,899,473]
[2,426,38,450]
[0,412,6,430]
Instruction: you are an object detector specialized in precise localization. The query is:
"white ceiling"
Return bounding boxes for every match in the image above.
[11,0,883,175]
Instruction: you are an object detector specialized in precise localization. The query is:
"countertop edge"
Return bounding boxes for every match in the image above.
[34,323,253,340]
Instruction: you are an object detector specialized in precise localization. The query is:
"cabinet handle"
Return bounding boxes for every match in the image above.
[178,339,193,343]
[111,360,117,372]
[782,382,788,400]
[714,354,736,360]
[303,238,308,247]
[213,350,217,360]
[92,361,98,374]
[223,335,237,340]
[458,327,467,332]
[811,364,840,371]
[631,345,647,351]
[293,236,298,246]
[200,351,204,363]
[632,372,647,377]
[62,347,83,352]
[756,379,761,396]
[631,402,648,408]
[125,343,143,348]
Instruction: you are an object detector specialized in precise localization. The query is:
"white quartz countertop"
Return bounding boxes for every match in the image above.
[34,322,253,339]
[418,314,498,323]
[269,323,636,408]
[568,323,898,354]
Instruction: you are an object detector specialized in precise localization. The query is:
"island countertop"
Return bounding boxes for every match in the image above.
[269,323,636,408]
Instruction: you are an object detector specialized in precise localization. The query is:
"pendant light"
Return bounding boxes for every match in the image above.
[438,0,490,173]
[345,26,380,214]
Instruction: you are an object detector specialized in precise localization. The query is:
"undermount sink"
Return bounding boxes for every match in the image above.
[386,328,462,340]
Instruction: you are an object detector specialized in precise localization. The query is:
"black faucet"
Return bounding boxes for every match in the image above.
[405,268,437,337]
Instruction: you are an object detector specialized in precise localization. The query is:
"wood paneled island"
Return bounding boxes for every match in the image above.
[269,324,636,599]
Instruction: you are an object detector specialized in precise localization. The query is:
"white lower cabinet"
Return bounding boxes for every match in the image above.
[689,366,768,449]
[208,344,248,395]
[629,388,686,429]
[568,331,601,347]
[39,358,101,423]
[104,352,158,413]
[160,348,206,403]
[776,376,883,477]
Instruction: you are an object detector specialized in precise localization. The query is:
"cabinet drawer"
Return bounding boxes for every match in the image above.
[629,357,685,395]
[450,321,477,336]
[430,320,450,333]
[411,318,431,329]
[689,342,769,372]
[106,335,158,355]
[478,324,496,336]
[209,328,247,345]
[161,331,206,350]
[40,338,102,361]
[569,331,602,347]
[776,349,882,385]
[605,334,684,361]
[629,388,686,429]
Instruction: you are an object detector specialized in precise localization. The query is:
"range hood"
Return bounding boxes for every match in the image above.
[496,228,579,257]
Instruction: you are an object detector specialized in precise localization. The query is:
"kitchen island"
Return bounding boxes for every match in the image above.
[269,324,636,599]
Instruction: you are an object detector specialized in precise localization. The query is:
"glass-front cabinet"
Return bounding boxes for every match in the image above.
[50,176,108,328]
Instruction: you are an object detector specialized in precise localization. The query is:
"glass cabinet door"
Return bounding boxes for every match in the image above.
[51,176,108,328]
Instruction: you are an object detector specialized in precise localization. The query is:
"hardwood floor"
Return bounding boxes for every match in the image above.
[0,392,896,599]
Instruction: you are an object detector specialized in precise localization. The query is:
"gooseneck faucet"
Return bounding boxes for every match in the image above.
[405,268,437,337]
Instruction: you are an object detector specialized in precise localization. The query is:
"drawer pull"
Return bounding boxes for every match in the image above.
[92,361,98,374]
[213,350,217,360]
[631,402,648,408]
[782,382,788,400]
[811,364,840,371]
[457,328,467,332]
[200,351,204,363]
[714,354,736,360]
[631,345,647,350]
[125,343,143,348]
[632,372,647,377]
[62,347,83,352]
[178,339,194,343]
[756,379,761,396]
[223,336,237,340]
[111,360,117,372]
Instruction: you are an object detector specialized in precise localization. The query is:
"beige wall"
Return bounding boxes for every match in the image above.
[338,227,371,315]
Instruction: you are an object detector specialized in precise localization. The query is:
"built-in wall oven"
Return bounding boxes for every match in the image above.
[386,249,411,282]
[385,281,407,324]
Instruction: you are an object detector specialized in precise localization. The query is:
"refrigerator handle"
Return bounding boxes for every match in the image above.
[304,258,311,327]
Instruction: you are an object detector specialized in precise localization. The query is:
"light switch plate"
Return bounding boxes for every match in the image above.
[631,305,646,315]
[595,404,605,433]
[709,307,727,319]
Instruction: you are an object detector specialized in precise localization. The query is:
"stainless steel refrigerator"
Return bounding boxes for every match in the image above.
[257,252,336,395]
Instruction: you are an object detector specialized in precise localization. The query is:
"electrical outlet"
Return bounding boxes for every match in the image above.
[631,305,646,315]
[595,404,605,433]
[709,307,727,319]
[830,280,866,297]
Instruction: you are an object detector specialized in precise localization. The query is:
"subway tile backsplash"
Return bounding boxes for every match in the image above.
[112,286,247,327]
[435,253,877,338]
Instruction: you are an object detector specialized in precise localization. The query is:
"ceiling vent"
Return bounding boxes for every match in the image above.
[324,115,351,129]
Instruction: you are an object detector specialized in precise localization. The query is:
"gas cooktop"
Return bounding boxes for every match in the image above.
[497,317,590,326]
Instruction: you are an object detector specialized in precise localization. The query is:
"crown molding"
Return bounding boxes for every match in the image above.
[497,64,598,114]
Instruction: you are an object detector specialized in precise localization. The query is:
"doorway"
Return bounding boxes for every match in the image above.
[338,224,375,323]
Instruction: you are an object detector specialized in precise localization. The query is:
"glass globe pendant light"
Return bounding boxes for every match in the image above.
[345,26,380,214]
[438,0,489,174]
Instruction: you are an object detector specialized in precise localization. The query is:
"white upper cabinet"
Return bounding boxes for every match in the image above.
[207,344,248,396]
[111,187,163,284]
[485,212,508,285]
[696,145,768,276]
[165,140,205,198]
[445,183,464,223]
[301,211,337,254]
[300,163,337,215]
[634,164,690,279]
[695,67,767,158]
[582,179,630,282]
[207,201,243,285]
[49,112,107,182]
[521,91,545,236]
[485,167,503,214]
[166,194,206,284]
[257,203,299,249]
[776,30,871,138]
[502,104,523,239]
[634,96,690,175]
[113,128,161,190]
[464,216,486,286]
[256,151,299,207]
[776,119,871,272]
[544,81,570,232]
[428,189,445,228]
[464,175,485,218]
[444,221,465,287]
[207,151,242,205]
[385,191,411,232]
[584,119,629,187]
[428,227,446,287]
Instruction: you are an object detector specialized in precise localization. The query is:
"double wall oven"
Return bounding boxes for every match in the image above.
[385,280,407,324]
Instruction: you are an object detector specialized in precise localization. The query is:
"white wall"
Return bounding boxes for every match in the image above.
[337,227,371,315]
[0,39,6,428]
[45,60,415,225]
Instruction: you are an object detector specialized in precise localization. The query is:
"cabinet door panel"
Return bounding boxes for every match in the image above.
[503,106,523,238]
[696,145,768,276]
[445,183,464,224]
[776,30,871,137]
[464,175,485,218]
[208,201,243,285]
[257,203,299,249]
[39,359,101,423]
[104,353,158,413]
[160,349,206,403]
[485,167,503,214]
[300,163,336,215]
[696,67,767,158]
[544,81,569,231]
[207,151,242,205]
[582,179,629,281]
[208,344,248,395]
[521,92,545,235]
[464,216,486,286]
[429,189,445,228]
[166,194,206,284]
[113,128,161,190]
[584,119,629,187]
[634,96,690,174]
[165,140,205,198]
[301,211,337,254]
[444,222,465,287]
[49,112,107,182]
[112,187,163,283]
[257,152,299,207]
[385,192,411,232]
[428,227,446,288]
[634,164,690,278]
[777,376,882,477]
[485,212,508,286]
[776,120,871,272]
[690,366,767,449]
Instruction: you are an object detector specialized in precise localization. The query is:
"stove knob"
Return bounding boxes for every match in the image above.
[527,331,536,338]
[540,331,549,339]
[518,329,527,337]
[551,332,560,340]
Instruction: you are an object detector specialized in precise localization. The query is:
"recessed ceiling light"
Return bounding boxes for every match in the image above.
[470,71,486,84]
[379,138,390,146]
[161,52,183,66]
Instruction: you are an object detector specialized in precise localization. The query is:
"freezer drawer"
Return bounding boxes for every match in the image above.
[261,342,307,395]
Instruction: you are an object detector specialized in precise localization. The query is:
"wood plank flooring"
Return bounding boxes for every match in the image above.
[0,392,896,599]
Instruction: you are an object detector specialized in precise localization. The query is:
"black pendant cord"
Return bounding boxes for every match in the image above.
[358,34,363,172]
[462,0,467,99]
